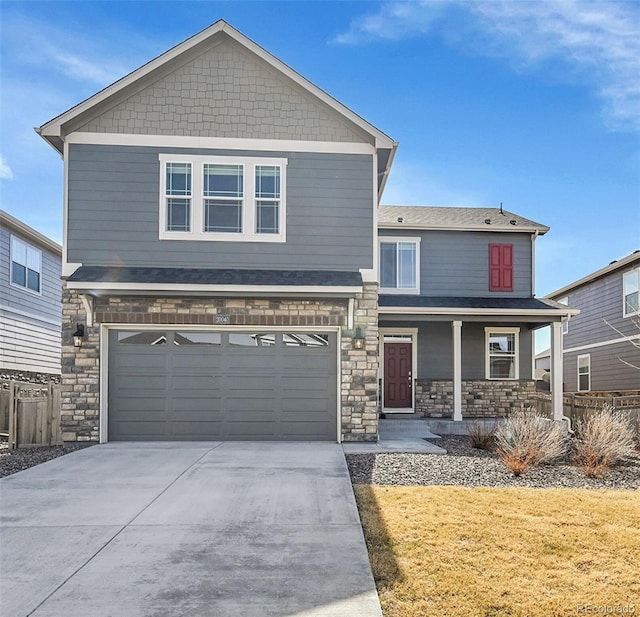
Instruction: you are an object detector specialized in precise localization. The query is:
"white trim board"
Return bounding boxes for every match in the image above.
[563,334,640,354]
[66,132,376,155]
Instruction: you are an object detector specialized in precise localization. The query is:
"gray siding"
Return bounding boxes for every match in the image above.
[67,144,374,270]
[564,343,640,392]
[379,229,533,297]
[560,261,640,391]
[75,37,369,144]
[381,320,534,380]
[0,222,61,373]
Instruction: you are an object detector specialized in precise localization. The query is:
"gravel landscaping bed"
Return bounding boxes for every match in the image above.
[0,440,91,478]
[347,436,640,490]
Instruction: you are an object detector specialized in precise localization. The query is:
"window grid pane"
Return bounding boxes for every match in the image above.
[255,166,280,198]
[203,164,243,198]
[167,198,191,231]
[256,201,279,234]
[380,243,398,288]
[166,163,191,196]
[397,243,416,288]
[27,269,40,292]
[205,200,242,233]
[12,262,26,287]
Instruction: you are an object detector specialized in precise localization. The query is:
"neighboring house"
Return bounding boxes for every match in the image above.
[0,210,62,379]
[534,348,551,377]
[36,20,573,444]
[546,251,640,392]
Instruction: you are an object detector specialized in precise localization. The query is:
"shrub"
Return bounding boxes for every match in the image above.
[573,406,636,477]
[468,421,495,450]
[494,408,569,476]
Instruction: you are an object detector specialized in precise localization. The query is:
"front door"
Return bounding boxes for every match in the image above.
[384,342,412,409]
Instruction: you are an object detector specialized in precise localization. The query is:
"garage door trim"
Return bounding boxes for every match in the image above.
[99,323,342,443]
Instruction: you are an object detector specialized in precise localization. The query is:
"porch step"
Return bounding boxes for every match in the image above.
[418,418,502,436]
[378,419,442,440]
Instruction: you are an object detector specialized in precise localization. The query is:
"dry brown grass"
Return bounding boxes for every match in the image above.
[467,421,495,451]
[354,485,640,617]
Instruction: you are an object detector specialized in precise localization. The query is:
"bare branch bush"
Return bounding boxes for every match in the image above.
[468,421,495,450]
[573,405,636,477]
[494,408,569,476]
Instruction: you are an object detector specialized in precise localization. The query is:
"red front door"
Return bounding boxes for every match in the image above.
[384,342,412,408]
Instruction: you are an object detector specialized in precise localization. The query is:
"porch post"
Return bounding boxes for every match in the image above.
[452,320,462,421]
[550,320,564,422]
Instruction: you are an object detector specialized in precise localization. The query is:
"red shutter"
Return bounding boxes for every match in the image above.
[489,243,513,291]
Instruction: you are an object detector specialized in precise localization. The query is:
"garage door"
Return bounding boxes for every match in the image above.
[107,330,338,441]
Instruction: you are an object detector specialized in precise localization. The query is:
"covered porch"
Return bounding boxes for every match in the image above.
[378,295,578,424]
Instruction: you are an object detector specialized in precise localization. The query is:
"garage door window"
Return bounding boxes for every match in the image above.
[175,332,221,345]
[118,332,167,345]
[229,333,275,347]
[283,334,330,347]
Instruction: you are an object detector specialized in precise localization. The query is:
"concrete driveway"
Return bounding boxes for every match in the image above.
[0,442,382,617]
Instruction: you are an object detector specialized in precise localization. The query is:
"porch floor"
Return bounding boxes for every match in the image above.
[378,417,502,436]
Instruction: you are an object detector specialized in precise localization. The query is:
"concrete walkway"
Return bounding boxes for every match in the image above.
[342,438,447,454]
[0,443,382,617]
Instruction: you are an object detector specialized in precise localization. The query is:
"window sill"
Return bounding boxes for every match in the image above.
[379,287,420,295]
[9,281,42,296]
[159,231,286,243]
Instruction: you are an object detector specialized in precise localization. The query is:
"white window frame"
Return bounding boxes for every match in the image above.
[577,353,591,392]
[485,327,520,380]
[159,154,287,242]
[622,267,640,318]
[10,235,42,295]
[378,236,420,295]
[558,296,569,334]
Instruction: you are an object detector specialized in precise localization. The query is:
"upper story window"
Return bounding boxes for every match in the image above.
[485,327,519,379]
[159,154,286,242]
[623,268,639,317]
[577,354,591,392]
[489,243,513,292]
[10,236,41,294]
[379,237,420,294]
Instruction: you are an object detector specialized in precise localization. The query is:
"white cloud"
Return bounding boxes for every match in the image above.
[0,155,13,180]
[333,0,640,131]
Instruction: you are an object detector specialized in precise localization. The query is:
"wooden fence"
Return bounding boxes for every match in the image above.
[531,392,640,428]
[0,380,62,449]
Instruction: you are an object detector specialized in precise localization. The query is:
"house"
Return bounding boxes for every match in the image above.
[546,251,640,392]
[36,20,574,443]
[0,210,62,380]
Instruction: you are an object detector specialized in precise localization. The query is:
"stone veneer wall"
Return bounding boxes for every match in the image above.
[415,379,537,418]
[61,283,379,442]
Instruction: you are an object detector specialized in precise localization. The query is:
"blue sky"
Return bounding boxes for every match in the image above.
[1,1,639,331]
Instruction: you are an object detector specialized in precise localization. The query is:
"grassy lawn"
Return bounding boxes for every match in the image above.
[354,486,640,617]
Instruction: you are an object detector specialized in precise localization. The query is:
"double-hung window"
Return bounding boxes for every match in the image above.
[159,155,286,242]
[577,354,590,392]
[485,327,519,379]
[623,267,639,317]
[10,236,41,293]
[379,238,420,294]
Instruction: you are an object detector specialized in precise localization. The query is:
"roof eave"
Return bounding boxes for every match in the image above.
[378,306,579,317]
[0,210,62,256]
[378,223,549,235]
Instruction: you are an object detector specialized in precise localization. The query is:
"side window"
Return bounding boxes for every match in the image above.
[11,236,41,293]
[623,268,639,317]
[577,354,590,392]
[379,238,420,294]
[489,243,513,292]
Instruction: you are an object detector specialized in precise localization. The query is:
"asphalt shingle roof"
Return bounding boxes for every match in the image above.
[67,266,363,287]
[378,206,549,234]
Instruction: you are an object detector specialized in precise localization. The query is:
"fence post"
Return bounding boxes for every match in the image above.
[8,380,16,449]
